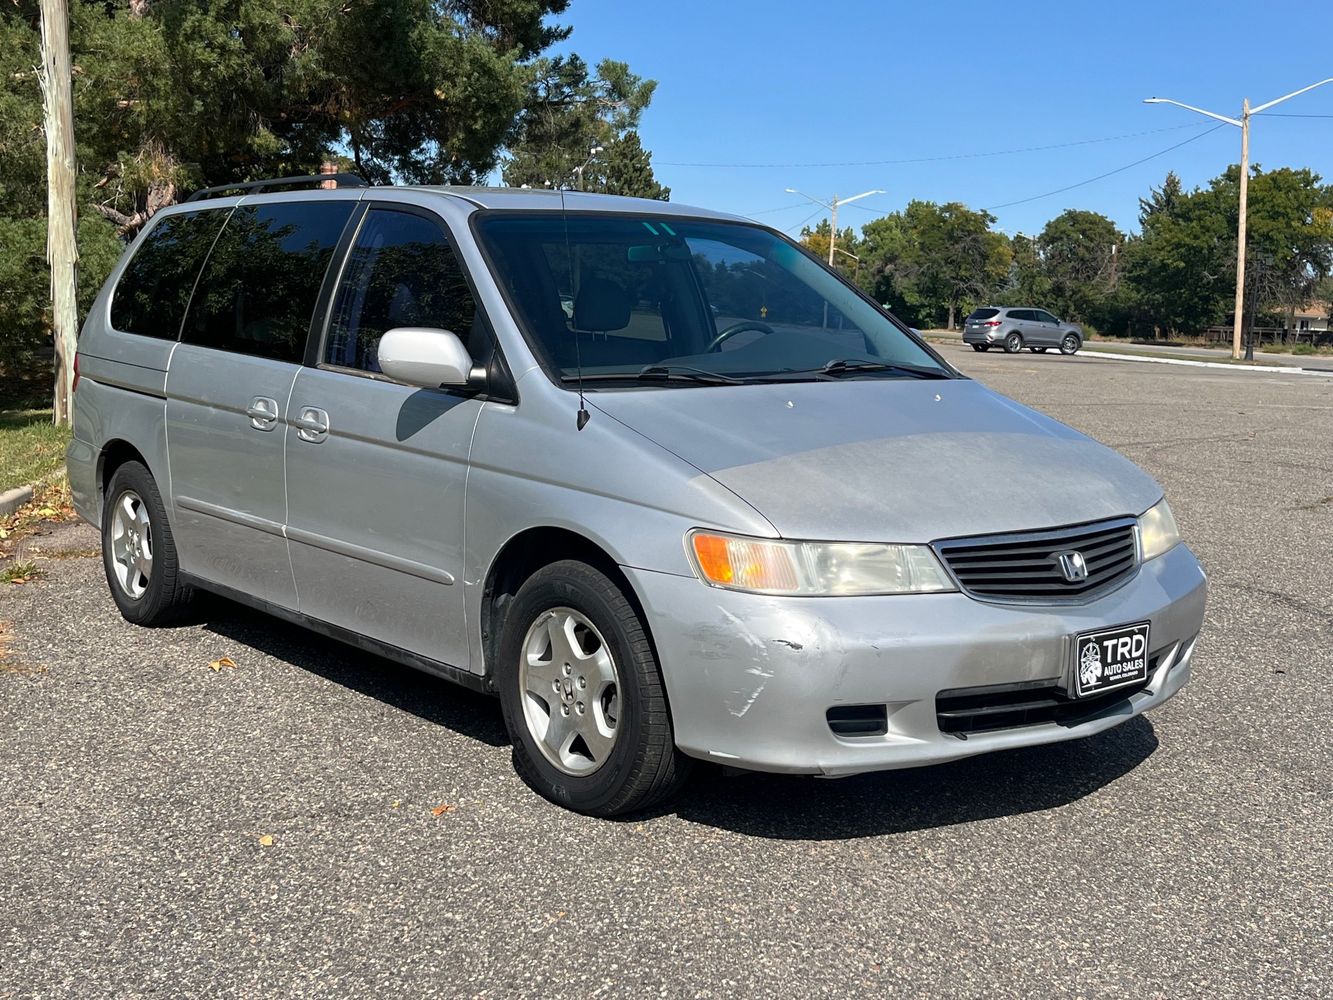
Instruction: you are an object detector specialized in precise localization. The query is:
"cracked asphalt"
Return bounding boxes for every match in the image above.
[2,349,1331,999]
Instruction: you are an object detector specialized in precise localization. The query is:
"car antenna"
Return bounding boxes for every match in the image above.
[560,187,591,431]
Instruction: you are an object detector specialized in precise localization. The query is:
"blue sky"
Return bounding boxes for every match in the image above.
[551,0,1333,238]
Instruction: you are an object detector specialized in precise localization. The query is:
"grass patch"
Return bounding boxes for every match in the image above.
[1,561,41,584]
[0,410,70,493]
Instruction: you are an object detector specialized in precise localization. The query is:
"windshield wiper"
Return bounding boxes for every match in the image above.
[814,358,951,380]
[559,365,744,386]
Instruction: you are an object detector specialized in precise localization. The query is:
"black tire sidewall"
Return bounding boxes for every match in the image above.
[496,563,661,815]
[1061,335,1080,355]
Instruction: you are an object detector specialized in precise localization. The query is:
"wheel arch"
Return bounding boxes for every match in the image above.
[98,439,154,504]
[479,525,656,687]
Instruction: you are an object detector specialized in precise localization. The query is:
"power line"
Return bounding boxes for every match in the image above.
[784,206,825,234]
[981,124,1226,210]
[661,122,1209,169]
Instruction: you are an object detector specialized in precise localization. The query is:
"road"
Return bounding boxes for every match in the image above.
[2,348,1331,998]
[924,327,1328,367]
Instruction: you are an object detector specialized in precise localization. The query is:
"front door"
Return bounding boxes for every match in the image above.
[284,206,490,669]
[165,199,356,607]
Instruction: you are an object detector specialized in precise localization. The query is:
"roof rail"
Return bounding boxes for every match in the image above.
[184,172,368,203]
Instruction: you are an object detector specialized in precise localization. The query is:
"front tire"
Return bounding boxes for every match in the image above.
[496,559,692,816]
[102,461,194,625]
[1004,332,1023,353]
[1060,333,1081,355]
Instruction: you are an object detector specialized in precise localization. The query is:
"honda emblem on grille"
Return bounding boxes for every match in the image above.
[1055,550,1089,583]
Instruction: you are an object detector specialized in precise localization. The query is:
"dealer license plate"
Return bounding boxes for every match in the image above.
[1073,622,1151,697]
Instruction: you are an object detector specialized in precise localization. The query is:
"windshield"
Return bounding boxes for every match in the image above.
[475,213,950,385]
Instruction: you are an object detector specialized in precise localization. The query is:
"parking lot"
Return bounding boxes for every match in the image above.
[2,349,1330,998]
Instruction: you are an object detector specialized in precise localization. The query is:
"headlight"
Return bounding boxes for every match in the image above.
[1138,498,1181,561]
[687,530,956,596]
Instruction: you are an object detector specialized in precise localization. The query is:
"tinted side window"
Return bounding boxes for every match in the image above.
[1008,309,1032,321]
[1037,310,1060,324]
[182,201,354,363]
[110,210,229,339]
[326,209,480,372]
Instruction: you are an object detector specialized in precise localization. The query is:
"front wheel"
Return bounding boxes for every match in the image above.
[496,560,692,816]
[1060,333,1081,355]
[1003,332,1023,353]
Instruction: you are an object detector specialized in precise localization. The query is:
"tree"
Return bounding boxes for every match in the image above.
[858,201,1010,329]
[1038,209,1124,326]
[1003,233,1051,306]
[501,56,658,190]
[587,130,669,200]
[798,219,859,278]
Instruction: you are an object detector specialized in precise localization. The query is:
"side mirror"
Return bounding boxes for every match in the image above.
[377,328,481,389]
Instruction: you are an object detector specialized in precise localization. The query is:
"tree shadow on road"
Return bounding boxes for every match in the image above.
[662,716,1160,840]
[199,597,510,748]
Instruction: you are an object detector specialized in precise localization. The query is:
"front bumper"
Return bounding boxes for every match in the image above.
[625,543,1206,775]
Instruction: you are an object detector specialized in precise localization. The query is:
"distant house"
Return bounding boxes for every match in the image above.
[1292,302,1330,334]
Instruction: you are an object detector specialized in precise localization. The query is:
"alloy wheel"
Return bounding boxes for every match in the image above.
[108,490,153,600]
[519,607,621,776]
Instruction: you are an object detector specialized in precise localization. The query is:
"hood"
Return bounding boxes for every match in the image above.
[589,378,1161,543]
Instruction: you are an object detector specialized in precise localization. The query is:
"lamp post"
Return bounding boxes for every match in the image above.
[784,188,884,266]
[1144,78,1333,360]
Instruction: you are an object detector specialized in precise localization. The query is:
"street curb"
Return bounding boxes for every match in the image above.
[1080,350,1333,377]
[0,485,34,518]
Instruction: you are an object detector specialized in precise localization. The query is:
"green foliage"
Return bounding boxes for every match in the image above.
[858,201,1011,328]
[501,56,663,194]
[1036,209,1124,326]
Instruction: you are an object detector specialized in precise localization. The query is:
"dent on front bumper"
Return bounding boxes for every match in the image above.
[625,543,1206,776]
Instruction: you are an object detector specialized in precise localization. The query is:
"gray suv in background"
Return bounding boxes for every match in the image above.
[67,177,1203,816]
[964,306,1083,355]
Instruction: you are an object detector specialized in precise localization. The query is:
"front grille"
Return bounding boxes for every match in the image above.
[935,517,1138,603]
[935,655,1160,735]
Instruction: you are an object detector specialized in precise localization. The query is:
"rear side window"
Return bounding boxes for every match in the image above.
[110,210,229,339]
[967,308,999,321]
[1008,309,1033,321]
[325,209,480,372]
[182,201,354,363]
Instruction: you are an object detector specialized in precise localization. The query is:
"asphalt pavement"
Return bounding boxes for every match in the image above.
[924,327,1327,366]
[2,347,1331,998]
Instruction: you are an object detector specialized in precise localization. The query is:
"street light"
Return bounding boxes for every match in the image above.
[784,188,885,266]
[1145,77,1333,360]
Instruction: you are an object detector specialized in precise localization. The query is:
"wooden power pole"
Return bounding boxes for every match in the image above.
[38,0,79,425]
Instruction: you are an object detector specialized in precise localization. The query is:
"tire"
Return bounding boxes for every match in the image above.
[102,460,194,625]
[496,559,692,816]
[1030,346,1048,353]
[971,344,988,352]
[1060,333,1081,355]
[1003,332,1023,353]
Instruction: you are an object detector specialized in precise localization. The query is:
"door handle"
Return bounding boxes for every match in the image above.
[294,405,330,443]
[246,396,279,431]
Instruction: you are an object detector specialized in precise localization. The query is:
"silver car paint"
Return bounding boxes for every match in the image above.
[69,185,1207,779]
[964,307,1082,348]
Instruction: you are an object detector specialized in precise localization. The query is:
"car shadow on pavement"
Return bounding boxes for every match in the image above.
[199,598,510,748]
[664,717,1159,840]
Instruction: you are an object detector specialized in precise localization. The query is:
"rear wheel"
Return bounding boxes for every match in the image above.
[496,559,692,816]
[1060,333,1081,355]
[1029,346,1048,353]
[972,344,989,352]
[102,461,194,625]
[1003,332,1023,353]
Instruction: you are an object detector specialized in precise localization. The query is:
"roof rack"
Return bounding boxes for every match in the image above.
[184,172,368,203]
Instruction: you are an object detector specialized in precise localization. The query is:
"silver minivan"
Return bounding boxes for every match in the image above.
[68,179,1206,816]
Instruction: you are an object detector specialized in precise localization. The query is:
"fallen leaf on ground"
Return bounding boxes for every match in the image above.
[430,803,455,816]
[207,656,237,671]
[258,834,274,847]
[391,800,401,809]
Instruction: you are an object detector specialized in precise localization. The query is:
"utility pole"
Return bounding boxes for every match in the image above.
[784,187,884,328]
[38,0,79,425]
[785,187,885,267]
[1144,77,1333,361]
